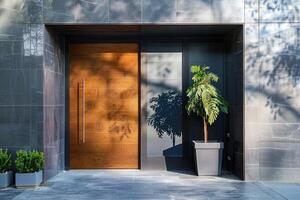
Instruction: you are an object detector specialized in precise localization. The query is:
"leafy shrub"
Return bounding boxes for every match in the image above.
[186,65,228,143]
[15,150,44,173]
[0,149,12,173]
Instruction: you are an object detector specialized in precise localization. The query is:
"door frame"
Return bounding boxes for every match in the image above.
[65,38,141,169]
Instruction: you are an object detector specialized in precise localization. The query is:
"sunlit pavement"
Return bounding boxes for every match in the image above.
[1,170,300,200]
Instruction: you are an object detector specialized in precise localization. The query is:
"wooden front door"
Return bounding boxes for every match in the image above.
[69,43,139,169]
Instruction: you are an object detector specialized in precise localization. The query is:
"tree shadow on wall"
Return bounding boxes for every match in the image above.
[148,90,188,172]
[148,90,182,147]
[244,20,300,179]
[246,24,300,122]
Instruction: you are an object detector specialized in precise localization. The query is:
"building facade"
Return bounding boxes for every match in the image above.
[0,0,299,181]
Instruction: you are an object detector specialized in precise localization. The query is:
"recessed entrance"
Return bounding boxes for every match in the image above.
[68,43,139,169]
[46,24,244,179]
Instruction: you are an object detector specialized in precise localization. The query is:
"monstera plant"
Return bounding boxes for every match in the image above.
[186,65,228,176]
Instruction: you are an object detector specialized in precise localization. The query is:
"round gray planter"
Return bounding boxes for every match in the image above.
[193,141,224,176]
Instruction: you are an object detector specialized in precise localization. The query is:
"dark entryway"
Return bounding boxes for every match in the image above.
[47,25,244,179]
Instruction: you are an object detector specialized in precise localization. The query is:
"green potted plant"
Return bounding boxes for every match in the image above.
[0,149,13,187]
[15,150,44,187]
[186,65,228,176]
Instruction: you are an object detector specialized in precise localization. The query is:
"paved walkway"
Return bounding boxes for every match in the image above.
[1,170,300,200]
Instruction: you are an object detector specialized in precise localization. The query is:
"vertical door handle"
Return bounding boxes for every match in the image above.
[78,80,85,144]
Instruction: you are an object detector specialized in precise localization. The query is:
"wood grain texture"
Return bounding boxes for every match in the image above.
[69,43,139,169]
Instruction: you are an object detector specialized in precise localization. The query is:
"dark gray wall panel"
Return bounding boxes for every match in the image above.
[184,42,225,151]
[224,29,244,179]
[0,0,44,163]
[43,28,65,180]
[22,0,43,23]
[0,106,30,147]
[43,105,65,179]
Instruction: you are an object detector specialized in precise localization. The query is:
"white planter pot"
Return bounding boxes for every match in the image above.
[193,141,224,176]
[15,170,43,187]
[0,171,13,188]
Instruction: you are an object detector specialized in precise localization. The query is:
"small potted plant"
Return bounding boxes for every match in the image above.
[186,65,228,176]
[15,150,44,187]
[0,149,13,187]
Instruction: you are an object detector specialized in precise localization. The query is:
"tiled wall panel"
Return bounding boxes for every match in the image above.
[43,0,245,24]
[244,1,300,181]
[0,0,43,161]
[43,28,65,180]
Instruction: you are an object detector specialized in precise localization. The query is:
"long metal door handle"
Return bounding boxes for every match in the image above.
[78,80,85,144]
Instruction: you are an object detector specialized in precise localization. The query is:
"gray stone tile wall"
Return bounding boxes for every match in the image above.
[43,0,244,24]
[0,0,44,159]
[244,1,300,181]
[0,0,299,181]
[43,28,65,180]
